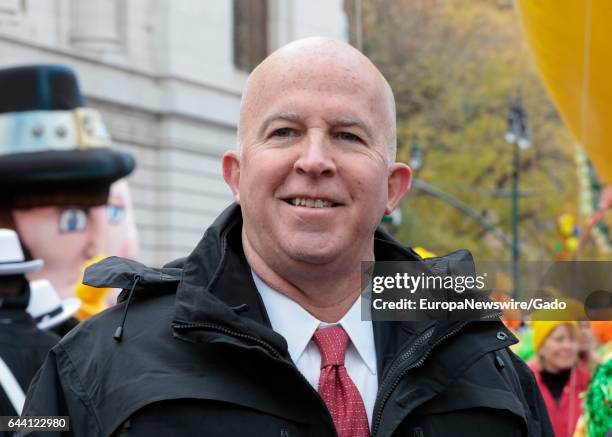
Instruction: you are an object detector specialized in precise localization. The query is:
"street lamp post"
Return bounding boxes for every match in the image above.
[504,104,531,299]
[402,134,518,252]
[409,136,424,172]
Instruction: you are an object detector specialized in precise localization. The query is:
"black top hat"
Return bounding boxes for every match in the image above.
[0,65,85,113]
[0,65,135,208]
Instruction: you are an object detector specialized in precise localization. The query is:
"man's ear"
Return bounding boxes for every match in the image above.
[222,150,241,204]
[385,163,411,215]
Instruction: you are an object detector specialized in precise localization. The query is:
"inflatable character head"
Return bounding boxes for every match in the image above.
[0,65,135,298]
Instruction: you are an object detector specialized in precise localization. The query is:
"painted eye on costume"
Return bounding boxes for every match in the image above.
[107,205,125,224]
[59,208,88,233]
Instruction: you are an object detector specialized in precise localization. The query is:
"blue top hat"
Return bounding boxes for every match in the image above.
[0,65,135,208]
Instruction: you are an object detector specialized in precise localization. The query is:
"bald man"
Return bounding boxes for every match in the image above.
[18,38,552,437]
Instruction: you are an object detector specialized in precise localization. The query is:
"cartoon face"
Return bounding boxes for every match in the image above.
[13,179,138,299]
[14,205,107,298]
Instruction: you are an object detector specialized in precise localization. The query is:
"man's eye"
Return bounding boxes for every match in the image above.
[59,208,88,233]
[272,128,297,138]
[336,132,361,142]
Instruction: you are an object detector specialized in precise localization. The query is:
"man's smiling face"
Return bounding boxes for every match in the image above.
[224,38,410,274]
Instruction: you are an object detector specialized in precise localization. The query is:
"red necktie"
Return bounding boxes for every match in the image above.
[313,325,370,437]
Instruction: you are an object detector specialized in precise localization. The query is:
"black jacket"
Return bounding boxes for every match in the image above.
[0,298,60,436]
[18,204,553,437]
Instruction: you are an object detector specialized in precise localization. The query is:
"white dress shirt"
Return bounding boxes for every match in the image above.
[252,271,378,428]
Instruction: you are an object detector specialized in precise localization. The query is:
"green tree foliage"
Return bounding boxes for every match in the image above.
[345,0,578,260]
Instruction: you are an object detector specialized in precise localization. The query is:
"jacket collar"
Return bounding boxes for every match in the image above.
[171,203,449,365]
[172,204,289,356]
[174,204,268,325]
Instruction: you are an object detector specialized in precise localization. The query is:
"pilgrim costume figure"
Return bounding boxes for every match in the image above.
[0,65,137,301]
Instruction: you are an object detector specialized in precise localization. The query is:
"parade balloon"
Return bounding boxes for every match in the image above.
[557,213,575,237]
[564,236,579,252]
[516,0,612,183]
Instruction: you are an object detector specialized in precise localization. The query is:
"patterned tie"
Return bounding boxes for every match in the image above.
[313,325,370,437]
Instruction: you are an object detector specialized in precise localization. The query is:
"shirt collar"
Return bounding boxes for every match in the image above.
[252,271,377,375]
[338,292,377,375]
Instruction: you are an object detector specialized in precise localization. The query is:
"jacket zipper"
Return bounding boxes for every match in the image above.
[173,322,340,436]
[370,321,468,437]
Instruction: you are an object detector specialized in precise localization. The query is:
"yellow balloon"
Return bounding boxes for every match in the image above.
[565,236,579,252]
[74,254,110,320]
[516,1,612,183]
[557,213,575,237]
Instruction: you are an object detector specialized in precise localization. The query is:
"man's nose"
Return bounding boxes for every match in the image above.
[83,206,106,259]
[293,133,337,177]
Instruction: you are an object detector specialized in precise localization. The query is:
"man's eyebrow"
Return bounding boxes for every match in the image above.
[332,116,372,135]
[257,112,302,137]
